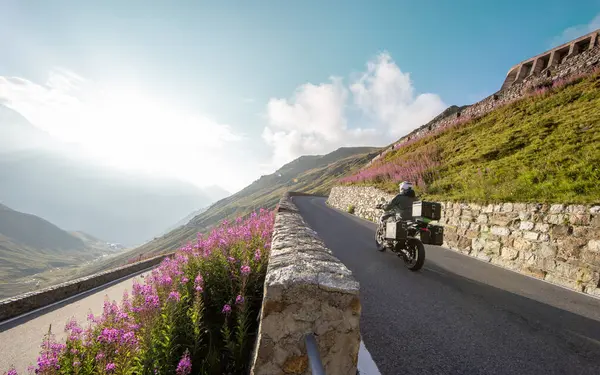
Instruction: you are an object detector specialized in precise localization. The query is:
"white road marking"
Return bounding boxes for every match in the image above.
[358,339,382,375]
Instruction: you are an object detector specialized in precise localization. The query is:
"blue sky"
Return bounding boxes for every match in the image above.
[1,0,599,192]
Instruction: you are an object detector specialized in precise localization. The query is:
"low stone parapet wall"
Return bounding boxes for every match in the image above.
[0,253,173,322]
[250,192,362,375]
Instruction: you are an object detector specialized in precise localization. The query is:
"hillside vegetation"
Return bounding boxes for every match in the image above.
[343,71,600,204]
[96,147,379,265]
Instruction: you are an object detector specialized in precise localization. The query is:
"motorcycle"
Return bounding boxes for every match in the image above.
[374,198,430,271]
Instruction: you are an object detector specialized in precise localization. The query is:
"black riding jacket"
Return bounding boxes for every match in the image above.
[383,189,417,220]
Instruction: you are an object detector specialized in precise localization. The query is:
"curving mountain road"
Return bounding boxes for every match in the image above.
[0,269,152,373]
[294,196,600,375]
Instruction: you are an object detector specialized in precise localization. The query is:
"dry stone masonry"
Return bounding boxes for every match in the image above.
[327,186,600,297]
[367,29,600,167]
[250,193,361,375]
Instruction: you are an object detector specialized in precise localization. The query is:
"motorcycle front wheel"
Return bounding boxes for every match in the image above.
[402,238,425,271]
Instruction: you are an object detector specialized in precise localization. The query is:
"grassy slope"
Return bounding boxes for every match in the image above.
[348,73,600,204]
[0,204,122,298]
[0,205,85,251]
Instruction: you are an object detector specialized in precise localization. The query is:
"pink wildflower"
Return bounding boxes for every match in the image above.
[194,274,204,292]
[222,304,232,315]
[168,291,181,302]
[241,265,251,275]
[176,350,192,375]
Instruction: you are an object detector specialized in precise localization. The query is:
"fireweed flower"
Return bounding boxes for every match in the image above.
[222,304,232,315]
[241,265,251,275]
[168,291,181,302]
[194,274,204,292]
[228,256,236,263]
[106,363,116,372]
[145,294,160,309]
[160,275,173,286]
[235,295,244,305]
[5,368,17,375]
[181,276,189,284]
[73,360,81,367]
[254,249,261,261]
[176,350,192,375]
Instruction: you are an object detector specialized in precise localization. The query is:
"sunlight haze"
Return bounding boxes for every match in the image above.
[1,0,598,192]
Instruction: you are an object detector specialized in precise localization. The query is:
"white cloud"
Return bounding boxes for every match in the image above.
[2,53,448,191]
[350,53,447,138]
[262,52,446,168]
[551,13,600,47]
[0,69,246,192]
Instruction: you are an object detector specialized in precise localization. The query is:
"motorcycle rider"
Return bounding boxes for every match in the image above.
[380,181,417,222]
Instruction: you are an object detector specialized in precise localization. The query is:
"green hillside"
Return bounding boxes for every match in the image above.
[0,204,85,251]
[0,204,121,299]
[109,147,378,262]
[343,71,600,204]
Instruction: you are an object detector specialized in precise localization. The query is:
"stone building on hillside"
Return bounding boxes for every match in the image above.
[501,29,599,90]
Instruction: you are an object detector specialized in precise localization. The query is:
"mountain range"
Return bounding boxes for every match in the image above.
[0,202,125,297]
[0,104,230,246]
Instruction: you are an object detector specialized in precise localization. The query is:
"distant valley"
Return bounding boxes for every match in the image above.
[0,104,230,246]
[0,103,230,298]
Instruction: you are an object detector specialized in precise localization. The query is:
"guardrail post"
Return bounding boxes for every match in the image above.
[305,333,326,375]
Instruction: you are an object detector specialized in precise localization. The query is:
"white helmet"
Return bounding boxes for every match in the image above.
[399,181,413,193]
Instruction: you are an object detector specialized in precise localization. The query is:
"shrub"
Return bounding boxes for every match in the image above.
[5,209,275,375]
[347,205,355,214]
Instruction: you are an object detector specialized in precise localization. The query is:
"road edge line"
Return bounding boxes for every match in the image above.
[357,338,382,375]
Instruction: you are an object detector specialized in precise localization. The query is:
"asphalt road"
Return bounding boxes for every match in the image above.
[294,196,600,375]
[0,269,152,374]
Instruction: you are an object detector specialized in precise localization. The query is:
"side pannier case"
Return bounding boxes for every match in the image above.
[385,221,408,240]
[412,201,442,221]
[421,224,444,246]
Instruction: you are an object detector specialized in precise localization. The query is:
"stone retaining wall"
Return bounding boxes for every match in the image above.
[250,192,362,375]
[327,186,600,297]
[0,253,173,322]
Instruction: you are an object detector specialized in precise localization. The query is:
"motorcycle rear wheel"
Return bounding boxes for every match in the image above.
[402,238,425,271]
[375,226,386,252]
